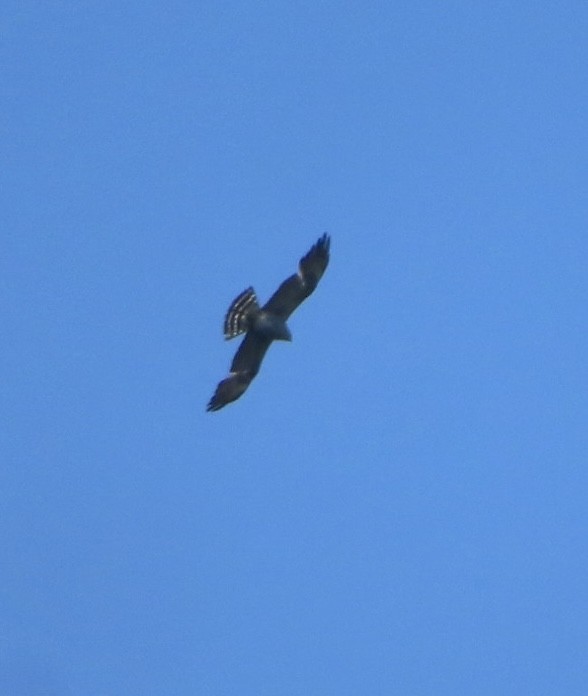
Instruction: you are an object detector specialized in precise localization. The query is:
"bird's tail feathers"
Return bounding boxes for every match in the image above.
[224,287,259,339]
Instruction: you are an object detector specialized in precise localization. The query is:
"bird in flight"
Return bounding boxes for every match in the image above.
[207,234,331,411]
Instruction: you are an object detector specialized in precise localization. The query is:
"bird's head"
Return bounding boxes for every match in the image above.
[277,324,292,342]
[256,312,292,341]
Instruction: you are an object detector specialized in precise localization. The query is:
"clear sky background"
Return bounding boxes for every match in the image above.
[2,2,587,694]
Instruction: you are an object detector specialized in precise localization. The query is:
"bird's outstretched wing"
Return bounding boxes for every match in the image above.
[262,233,330,319]
[206,371,252,412]
[206,332,271,411]
[230,331,272,375]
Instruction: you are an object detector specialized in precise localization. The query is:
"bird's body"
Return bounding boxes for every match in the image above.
[246,309,292,342]
[207,234,330,411]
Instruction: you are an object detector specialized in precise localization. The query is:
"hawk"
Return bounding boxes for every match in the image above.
[207,234,331,411]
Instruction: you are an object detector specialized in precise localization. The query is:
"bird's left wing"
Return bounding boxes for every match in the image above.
[206,332,272,411]
[230,331,271,375]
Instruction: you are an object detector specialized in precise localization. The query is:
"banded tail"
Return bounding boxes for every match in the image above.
[223,287,260,339]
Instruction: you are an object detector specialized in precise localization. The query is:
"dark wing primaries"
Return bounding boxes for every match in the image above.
[206,332,272,411]
[263,233,330,319]
[206,372,253,411]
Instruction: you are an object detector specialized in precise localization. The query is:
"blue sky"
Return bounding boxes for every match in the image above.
[2,2,587,694]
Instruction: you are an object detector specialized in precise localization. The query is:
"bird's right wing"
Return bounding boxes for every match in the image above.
[262,234,330,319]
